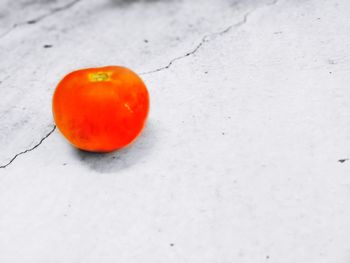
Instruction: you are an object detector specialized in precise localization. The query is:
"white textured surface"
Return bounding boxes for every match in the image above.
[1,0,350,262]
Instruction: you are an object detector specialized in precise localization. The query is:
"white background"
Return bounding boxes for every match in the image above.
[0,0,350,262]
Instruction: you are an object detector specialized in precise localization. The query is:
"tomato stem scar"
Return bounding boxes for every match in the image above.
[88,72,112,82]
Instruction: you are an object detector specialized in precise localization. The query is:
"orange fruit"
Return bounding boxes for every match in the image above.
[52,66,149,152]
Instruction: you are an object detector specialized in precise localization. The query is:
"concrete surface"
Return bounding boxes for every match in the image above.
[1,0,350,262]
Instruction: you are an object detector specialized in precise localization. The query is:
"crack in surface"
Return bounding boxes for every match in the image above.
[138,12,247,75]
[0,75,10,85]
[140,0,279,75]
[0,126,56,169]
[0,24,18,39]
[25,0,82,24]
[0,0,82,40]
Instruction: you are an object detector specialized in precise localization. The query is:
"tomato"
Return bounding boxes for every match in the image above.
[52,66,149,152]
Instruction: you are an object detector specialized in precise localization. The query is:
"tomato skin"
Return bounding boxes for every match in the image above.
[52,66,149,152]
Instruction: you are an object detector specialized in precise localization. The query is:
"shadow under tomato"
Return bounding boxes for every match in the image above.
[72,121,156,173]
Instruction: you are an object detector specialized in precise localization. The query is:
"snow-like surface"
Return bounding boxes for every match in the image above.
[1,0,350,262]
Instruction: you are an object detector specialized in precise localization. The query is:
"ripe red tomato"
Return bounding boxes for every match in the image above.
[52,66,149,152]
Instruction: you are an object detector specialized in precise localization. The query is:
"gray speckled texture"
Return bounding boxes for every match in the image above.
[1,0,350,262]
